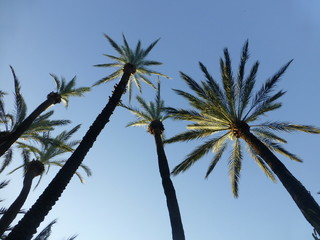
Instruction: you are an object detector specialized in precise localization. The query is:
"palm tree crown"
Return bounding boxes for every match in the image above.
[165,41,320,197]
[121,79,169,133]
[94,34,170,101]
[0,72,70,172]
[50,74,90,107]
[9,125,92,185]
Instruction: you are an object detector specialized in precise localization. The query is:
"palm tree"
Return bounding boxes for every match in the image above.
[121,80,185,240]
[165,41,320,233]
[6,34,167,240]
[0,125,90,236]
[0,66,90,158]
[9,125,92,186]
[0,160,44,236]
[0,70,71,172]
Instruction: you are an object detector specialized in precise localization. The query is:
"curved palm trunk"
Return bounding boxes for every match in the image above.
[6,66,133,240]
[0,161,44,236]
[240,128,320,234]
[0,92,60,157]
[153,128,185,240]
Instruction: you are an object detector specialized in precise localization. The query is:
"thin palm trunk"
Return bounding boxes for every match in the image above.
[0,161,44,237]
[239,125,320,234]
[153,128,185,240]
[0,92,60,157]
[6,66,133,240]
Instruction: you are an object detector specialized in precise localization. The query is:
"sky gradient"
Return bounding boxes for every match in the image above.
[1,1,320,239]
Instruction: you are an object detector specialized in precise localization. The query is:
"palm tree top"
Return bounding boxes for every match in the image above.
[8,125,92,185]
[165,40,320,197]
[121,79,169,134]
[50,74,90,107]
[94,34,170,101]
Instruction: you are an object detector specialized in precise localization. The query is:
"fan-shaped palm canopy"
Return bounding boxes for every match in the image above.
[165,41,320,197]
[94,34,170,101]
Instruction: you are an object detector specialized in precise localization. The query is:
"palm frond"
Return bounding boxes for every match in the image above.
[228,138,242,197]
[172,137,222,175]
[164,129,214,144]
[246,145,276,182]
[205,141,228,178]
[244,60,293,119]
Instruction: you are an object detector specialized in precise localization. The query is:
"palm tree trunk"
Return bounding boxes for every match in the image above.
[241,129,320,234]
[0,169,37,236]
[153,128,185,240]
[0,93,59,157]
[6,68,133,240]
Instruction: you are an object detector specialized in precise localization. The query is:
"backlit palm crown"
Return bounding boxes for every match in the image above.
[94,34,170,100]
[166,41,320,197]
[121,80,169,133]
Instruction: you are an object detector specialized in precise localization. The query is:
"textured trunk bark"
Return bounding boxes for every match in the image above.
[6,69,132,240]
[0,93,59,157]
[241,130,320,234]
[0,171,36,236]
[153,129,185,240]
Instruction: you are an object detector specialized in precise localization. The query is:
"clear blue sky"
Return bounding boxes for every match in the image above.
[1,0,320,239]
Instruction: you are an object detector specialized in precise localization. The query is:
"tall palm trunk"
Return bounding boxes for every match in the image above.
[6,64,134,240]
[0,92,60,157]
[0,161,44,237]
[238,123,320,234]
[152,122,185,240]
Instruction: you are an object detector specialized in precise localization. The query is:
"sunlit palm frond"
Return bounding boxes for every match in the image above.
[172,137,224,175]
[255,121,320,134]
[228,138,242,197]
[246,145,276,181]
[259,137,302,162]
[244,60,293,120]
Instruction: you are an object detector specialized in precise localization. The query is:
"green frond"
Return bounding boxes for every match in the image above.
[164,129,214,144]
[143,38,160,58]
[186,123,229,132]
[11,67,27,127]
[172,137,222,175]
[237,61,259,119]
[245,102,282,123]
[260,137,303,162]
[180,71,206,98]
[0,149,12,173]
[92,70,122,87]
[205,140,228,178]
[245,60,292,119]
[173,89,207,111]
[104,34,124,56]
[220,49,236,118]
[126,120,150,127]
[246,145,276,182]
[80,164,92,177]
[165,107,207,122]
[228,138,242,198]
[93,63,122,68]
[257,121,320,134]
[251,128,287,143]
[237,40,249,92]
